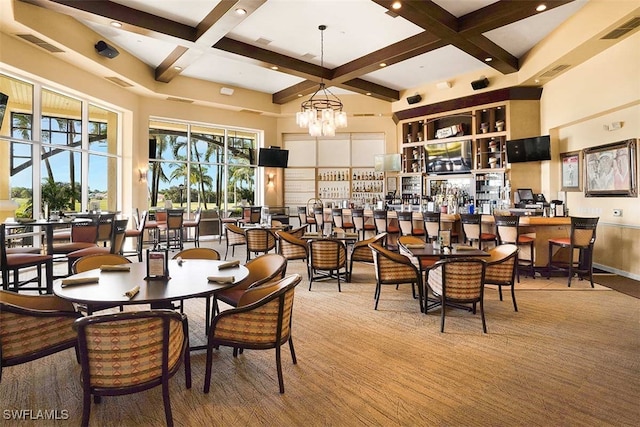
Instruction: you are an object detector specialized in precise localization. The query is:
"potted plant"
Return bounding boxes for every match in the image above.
[41,178,77,218]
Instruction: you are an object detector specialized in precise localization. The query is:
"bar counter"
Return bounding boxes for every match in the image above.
[319,208,571,268]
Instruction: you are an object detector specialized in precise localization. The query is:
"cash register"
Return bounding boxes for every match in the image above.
[512,188,547,215]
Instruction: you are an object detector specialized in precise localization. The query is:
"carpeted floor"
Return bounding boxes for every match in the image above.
[594,273,640,299]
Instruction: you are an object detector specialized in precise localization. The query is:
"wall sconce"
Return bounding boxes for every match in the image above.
[267,173,274,186]
[138,168,147,183]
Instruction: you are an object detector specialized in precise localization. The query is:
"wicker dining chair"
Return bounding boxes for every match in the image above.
[368,242,423,312]
[307,238,348,291]
[0,290,81,382]
[204,274,301,394]
[348,233,387,282]
[484,244,519,311]
[426,257,487,333]
[74,310,191,427]
[245,228,277,262]
[223,223,246,260]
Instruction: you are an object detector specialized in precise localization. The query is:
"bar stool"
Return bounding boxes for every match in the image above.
[351,208,376,240]
[373,210,400,250]
[494,215,535,281]
[460,213,497,250]
[397,211,426,240]
[422,211,441,243]
[219,211,239,243]
[297,206,316,231]
[313,206,326,234]
[331,208,354,232]
[547,216,599,287]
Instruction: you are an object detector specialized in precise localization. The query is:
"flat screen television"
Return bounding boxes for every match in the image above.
[506,135,551,163]
[258,147,289,168]
[374,154,401,172]
[425,140,472,174]
[0,92,8,131]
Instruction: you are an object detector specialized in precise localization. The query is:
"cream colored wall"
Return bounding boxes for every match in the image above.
[540,31,640,278]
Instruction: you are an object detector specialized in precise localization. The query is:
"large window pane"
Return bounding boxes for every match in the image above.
[88,154,117,211]
[40,148,81,212]
[228,130,257,165]
[149,121,187,161]
[10,142,33,218]
[228,165,256,207]
[148,161,186,209]
[189,163,221,210]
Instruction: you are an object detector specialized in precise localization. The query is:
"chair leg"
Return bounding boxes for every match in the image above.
[81,391,91,427]
[480,299,487,333]
[374,283,381,310]
[276,345,285,394]
[498,285,503,301]
[440,304,446,333]
[162,379,173,427]
[288,336,297,364]
[511,285,518,312]
[204,340,214,393]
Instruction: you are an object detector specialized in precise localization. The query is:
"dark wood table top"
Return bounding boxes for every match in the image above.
[53,259,249,306]
[401,243,490,259]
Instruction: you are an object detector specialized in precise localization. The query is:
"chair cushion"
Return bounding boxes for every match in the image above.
[6,247,42,254]
[183,220,198,227]
[6,253,52,267]
[549,237,570,245]
[387,226,400,234]
[124,229,142,237]
[480,233,496,240]
[52,242,97,254]
[518,235,535,243]
[216,288,245,308]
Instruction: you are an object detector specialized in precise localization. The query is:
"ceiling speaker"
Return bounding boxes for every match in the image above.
[406,94,422,105]
[95,40,119,59]
[471,77,489,90]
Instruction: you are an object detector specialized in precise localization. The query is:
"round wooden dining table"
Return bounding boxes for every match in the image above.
[53,259,249,311]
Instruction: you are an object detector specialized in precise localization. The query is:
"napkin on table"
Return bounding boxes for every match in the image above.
[217,259,240,269]
[100,265,131,272]
[61,276,99,287]
[124,285,140,299]
[404,244,425,249]
[207,276,235,284]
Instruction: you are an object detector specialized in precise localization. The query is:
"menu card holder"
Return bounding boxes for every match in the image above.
[146,248,169,280]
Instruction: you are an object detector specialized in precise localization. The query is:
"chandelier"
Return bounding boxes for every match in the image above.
[296,25,347,137]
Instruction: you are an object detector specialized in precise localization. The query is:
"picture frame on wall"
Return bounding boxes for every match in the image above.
[560,150,582,192]
[584,139,637,197]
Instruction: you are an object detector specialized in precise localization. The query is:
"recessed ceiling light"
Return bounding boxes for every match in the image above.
[485,57,493,62]
[271,66,278,70]
[535,79,540,83]
[391,1,402,10]
[235,8,247,15]
[297,94,303,97]
[366,92,372,96]
[110,21,122,28]
[536,4,547,12]
[379,63,387,67]
[174,66,182,71]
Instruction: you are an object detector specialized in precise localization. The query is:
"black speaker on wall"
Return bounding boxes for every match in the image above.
[149,139,157,160]
[95,40,120,58]
[406,94,422,104]
[471,77,489,90]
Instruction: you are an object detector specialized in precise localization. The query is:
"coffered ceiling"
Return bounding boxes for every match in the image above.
[9,0,595,106]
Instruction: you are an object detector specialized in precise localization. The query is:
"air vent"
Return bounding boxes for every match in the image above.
[104,76,133,88]
[255,37,272,45]
[385,10,399,18]
[301,53,316,61]
[353,113,375,117]
[16,34,64,53]
[538,64,571,78]
[166,97,193,103]
[601,17,640,39]
[239,109,262,115]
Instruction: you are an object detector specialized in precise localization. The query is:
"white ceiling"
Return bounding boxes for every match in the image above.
[72,0,588,96]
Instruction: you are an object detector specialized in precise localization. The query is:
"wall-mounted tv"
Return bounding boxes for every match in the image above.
[0,92,8,131]
[425,140,472,174]
[506,135,551,163]
[258,147,289,168]
[374,154,401,172]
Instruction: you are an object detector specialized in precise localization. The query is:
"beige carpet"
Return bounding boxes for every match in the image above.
[2,238,639,426]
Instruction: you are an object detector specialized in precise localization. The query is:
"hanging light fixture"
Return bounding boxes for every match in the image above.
[296,25,347,137]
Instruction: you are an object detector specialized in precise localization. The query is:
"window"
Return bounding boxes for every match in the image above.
[149,119,259,214]
[1,72,121,218]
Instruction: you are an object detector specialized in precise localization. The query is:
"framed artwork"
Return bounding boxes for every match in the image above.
[560,151,581,191]
[584,139,637,197]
